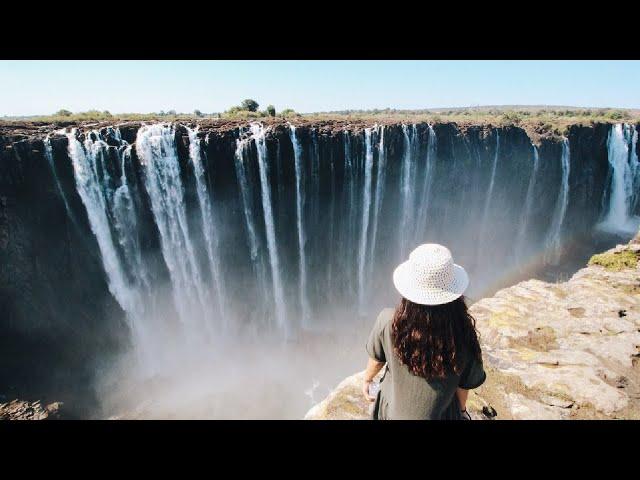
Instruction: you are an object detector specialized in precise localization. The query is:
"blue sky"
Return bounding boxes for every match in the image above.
[0,60,638,116]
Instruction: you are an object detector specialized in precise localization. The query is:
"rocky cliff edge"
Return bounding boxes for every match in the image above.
[306,233,640,420]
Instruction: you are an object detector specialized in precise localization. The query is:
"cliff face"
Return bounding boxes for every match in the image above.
[0,135,128,410]
[306,232,640,420]
[0,120,634,411]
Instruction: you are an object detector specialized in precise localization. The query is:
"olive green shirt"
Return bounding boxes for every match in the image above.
[366,308,486,420]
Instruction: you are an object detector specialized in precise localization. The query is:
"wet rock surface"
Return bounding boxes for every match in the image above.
[306,233,640,420]
[0,398,62,420]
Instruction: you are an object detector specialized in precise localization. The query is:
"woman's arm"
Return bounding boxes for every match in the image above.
[362,357,385,402]
[456,388,469,411]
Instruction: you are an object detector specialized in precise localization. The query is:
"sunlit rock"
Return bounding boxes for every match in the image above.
[307,233,640,420]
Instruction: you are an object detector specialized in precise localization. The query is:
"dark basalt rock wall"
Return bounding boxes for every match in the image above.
[565,123,611,234]
[0,121,625,407]
[0,136,127,411]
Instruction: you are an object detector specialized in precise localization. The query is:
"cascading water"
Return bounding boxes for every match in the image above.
[136,124,213,340]
[234,131,262,262]
[45,133,78,226]
[398,124,419,258]
[251,123,287,333]
[60,121,628,348]
[289,124,310,326]
[36,119,638,418]
[368,125,386,277]
[326,141,337,300]
[476,130,500,263]
[186,126,226,322]
[545,138,570,265]
[630,127,640,212]
[111,143,153,301]
[598,123,640,235]
[234,128,272,328]
[310,129,321,232]
[67,129,139,316]
[515,144,540,260]
[413,125,436,246]
[65,128,160,367]
[342,130,358,297]
[357,128,374,314]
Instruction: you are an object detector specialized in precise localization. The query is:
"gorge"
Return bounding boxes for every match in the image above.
[1,119,639,418]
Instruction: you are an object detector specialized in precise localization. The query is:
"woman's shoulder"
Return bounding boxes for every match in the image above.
[375,307,395,329]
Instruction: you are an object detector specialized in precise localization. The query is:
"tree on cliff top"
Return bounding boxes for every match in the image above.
[241,99,259,112]
[280,108,297,118]
[55,109,73,117]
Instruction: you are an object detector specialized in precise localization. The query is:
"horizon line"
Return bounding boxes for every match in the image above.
[3,104,639,118]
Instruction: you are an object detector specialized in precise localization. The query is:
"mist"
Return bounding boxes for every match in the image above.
[14,119,638,419]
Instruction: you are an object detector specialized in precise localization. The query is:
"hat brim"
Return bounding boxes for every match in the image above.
[392,261,469,306]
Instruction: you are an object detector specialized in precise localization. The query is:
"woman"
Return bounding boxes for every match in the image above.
[363,243,485,420]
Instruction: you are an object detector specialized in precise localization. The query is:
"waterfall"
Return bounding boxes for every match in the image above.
[630,127,640,212]
[56,121,627,354]
[186,126,226,321]
[67,129,140,317]
[514,144,540,259]
[368,125,386,276]
[136,124,213,338]
[327,142,337,300]
[111,143,153,300]
[44,134,78,226]
[599,124,640,235]
[358,128,374,314]
[251,124,287,332]
[343,130,357,296]
[234,130,270,316]
[414,125,437,244]
[234,132,261,261]
[476,130,500,263]
[289,124,310,326]
[481,131,500,226]
[545,138,571,265]
[311,129,321,230]
[65,127,171,370]
[398,124,417,257]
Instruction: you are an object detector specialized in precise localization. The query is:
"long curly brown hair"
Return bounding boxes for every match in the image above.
[391,296,481,381]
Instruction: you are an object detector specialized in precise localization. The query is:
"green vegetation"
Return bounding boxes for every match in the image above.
[2,105,636,135]
[240,99,259,112]
[588,250,639,271]
[308,106,639,130]
[224,98,260,118]
[299,106,639,141]
[223,99,290,119]
[4,110,207,123]
[279,108,298,118]
[500,111,523,125]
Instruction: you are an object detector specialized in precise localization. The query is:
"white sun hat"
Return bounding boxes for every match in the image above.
[393,243,469,305]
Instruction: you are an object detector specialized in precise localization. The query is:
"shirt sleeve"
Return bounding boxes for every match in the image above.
[459,355,486,389]
[365,310,389,363]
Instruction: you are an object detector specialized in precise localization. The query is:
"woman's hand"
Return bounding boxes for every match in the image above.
[362,358,384,402]
[362,379,376,402]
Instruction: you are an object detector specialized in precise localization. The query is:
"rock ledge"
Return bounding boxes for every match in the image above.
[0,399,62,420]
[306,233,640,420]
